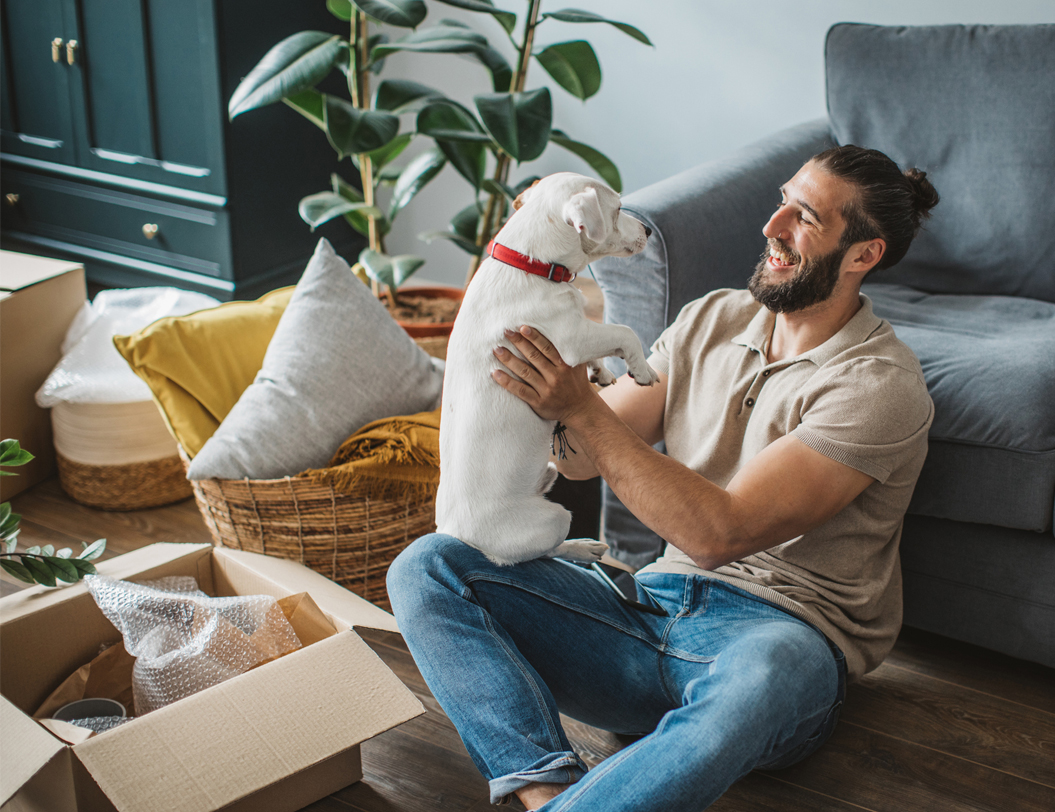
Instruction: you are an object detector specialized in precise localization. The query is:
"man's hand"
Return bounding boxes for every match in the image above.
[491,326,598,423]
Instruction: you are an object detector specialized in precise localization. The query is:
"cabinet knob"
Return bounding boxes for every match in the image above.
[142,223,159,240]
[5,193,20,206]
[52,38,63,63]
[66,40,78,66]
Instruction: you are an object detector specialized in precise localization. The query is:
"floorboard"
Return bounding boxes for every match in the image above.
[4,477,1053,812]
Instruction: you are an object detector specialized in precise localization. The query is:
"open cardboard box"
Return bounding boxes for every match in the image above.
[0,543,424,812]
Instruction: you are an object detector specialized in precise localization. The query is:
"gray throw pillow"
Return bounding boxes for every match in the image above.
[187,239,444,480]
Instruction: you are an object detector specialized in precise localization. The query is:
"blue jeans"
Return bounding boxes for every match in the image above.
[387,534,846,811]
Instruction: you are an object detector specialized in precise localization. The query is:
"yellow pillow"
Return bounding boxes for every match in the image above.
[114,287,294,457]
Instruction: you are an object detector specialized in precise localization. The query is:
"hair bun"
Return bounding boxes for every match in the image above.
[904,168,940,219]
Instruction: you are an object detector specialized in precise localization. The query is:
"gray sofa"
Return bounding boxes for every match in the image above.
[592,23,1055,668]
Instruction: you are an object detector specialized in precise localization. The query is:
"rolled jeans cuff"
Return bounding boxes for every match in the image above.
[489,753,589,805]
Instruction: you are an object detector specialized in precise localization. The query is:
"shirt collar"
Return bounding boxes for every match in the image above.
[731,294,883,367]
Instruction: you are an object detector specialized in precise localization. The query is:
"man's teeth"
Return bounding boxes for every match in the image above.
[770,247,795,264]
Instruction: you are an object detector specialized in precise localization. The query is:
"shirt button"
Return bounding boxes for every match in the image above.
[745,397,755,407]
[762,369,771,377]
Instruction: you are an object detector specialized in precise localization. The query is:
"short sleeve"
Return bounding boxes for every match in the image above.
[792,358,934,483]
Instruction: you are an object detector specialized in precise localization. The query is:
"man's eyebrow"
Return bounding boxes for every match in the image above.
[779,185,824,225]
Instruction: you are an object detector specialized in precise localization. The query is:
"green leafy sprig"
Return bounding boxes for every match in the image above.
[0,440,107,587]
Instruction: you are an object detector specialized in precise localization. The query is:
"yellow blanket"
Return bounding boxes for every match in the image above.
[300,409,440,500]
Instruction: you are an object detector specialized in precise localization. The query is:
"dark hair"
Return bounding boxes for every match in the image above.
[812,145,940,273]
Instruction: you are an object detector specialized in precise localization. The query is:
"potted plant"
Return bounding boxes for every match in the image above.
[228,0,650,330]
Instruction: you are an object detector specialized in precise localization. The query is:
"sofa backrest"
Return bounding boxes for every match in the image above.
[825,23,1055,303]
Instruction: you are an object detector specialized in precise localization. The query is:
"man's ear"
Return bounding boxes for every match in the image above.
[850,238,886,275]
[562,188,608,243]
[513,179,542,211]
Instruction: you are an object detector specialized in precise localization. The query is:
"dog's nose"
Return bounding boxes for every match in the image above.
[644,226,652,238]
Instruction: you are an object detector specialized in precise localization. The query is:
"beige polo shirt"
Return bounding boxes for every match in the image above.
[639,289,933,680]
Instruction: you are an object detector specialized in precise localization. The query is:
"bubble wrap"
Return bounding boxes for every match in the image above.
[36,287,219,407]
[85,575,301,715]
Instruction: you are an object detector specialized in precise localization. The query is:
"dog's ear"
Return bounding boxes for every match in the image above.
[562,188,608,243]
[513,179,542,211]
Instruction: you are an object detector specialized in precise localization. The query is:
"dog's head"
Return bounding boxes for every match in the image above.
[512,173,650,261]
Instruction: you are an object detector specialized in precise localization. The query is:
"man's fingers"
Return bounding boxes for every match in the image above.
[491,368,538,406]
[508,326,564,367]
[493,346,538,382]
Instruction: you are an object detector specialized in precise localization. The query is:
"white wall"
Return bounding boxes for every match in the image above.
[378,1,1054,287]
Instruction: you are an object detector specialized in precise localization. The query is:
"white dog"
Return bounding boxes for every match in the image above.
[436,172,659,566]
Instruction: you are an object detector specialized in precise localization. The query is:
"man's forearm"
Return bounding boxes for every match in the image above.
[563,396,743,571]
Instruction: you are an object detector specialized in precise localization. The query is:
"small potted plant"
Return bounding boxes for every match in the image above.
[228,0,650,332]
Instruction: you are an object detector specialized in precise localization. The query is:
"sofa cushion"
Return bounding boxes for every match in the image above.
[826,23,1055,303]
[185,239,444,481]
[865,283,1055,533]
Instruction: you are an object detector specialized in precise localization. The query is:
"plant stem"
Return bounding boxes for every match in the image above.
[351,13,393,305]
[465,0,544,287]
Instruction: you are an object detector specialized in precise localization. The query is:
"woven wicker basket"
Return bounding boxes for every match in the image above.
[186,461,436,611]
[57,451,193,511]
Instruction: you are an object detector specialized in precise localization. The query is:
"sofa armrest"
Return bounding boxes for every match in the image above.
[593,118,833,373]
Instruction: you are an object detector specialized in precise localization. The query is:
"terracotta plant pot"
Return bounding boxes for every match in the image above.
[389,285,464,338]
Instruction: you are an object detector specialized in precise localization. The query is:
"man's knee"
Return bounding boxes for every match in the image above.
[386,533,481,616]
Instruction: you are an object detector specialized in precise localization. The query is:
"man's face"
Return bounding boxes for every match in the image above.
[748,162,855,313]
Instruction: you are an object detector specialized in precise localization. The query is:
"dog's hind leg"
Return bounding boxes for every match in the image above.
[546,539,609,563]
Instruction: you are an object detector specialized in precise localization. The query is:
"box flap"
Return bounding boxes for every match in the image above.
[213,547,401,634]
[0,544,213,624]
[0,251,82,292]
[0,695,66,805]
[73,631,423,812]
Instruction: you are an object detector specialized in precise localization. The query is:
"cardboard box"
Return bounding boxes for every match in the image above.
[0,543,424,812]
[0,251,87,500]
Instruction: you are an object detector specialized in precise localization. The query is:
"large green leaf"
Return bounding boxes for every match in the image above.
[359,132,414,170]
[23,556,56,587]
[0,559,35,584]
[550,129,621,192]
[389,148,447,220]
[299,192,383,230]
[371,26,489,61]
[282,88,326,131]
[45,556,79,583]
[324,96,400,158]
[327,0,354,20]
[375,80,447,114]
[470,46,514,92]
[359,249,426,289]
[431,0,516,34]
[0,439,33,468]
[420,203,484,256]
[417,102,489,189]
[229,32,346,119]
[475,88,552,162]
[540,9,652,46]
[78,539,107,561]
[330,174,375,237]
[351,0,426,27]
[535,41,600,100]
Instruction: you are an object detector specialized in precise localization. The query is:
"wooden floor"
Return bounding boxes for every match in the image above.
[5,478,1054,812]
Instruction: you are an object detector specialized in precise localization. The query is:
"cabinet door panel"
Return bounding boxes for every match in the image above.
[70,0,225,196]
[0,0,78,164]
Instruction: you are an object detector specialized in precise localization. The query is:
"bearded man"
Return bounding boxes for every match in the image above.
[387,145,940,812]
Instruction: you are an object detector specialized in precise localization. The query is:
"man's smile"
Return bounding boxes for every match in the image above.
[765,239,799,272]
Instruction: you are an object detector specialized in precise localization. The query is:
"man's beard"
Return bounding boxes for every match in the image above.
[748,238,846,313]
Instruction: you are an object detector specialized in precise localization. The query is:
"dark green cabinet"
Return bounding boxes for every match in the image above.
[0,0,362,299]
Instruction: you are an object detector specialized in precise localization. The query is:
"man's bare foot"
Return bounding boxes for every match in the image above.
[515,781,571,810]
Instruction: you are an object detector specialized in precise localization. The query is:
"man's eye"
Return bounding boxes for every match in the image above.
[798,212,813,226]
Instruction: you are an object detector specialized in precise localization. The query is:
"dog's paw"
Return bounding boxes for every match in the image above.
[588,363,617,387]
[627,361,660,387]
[547,539,609,563]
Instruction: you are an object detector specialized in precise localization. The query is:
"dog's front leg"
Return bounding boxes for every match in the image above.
[554,322,659,387]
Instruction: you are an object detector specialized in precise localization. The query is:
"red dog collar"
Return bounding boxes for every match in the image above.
[486,240,576,283]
